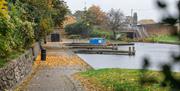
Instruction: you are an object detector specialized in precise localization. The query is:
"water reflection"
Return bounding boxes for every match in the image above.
[77,43,180,72]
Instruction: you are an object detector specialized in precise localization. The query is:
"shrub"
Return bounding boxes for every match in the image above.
[90,27,112,39]
[65,21,92,37]
[19,21,35,48]
[0,3,35,58]
[10,4,35,49]
[0,16,14,57]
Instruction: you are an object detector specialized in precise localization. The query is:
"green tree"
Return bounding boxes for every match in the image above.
[52,0,68,27]
[15,0,68,41]
[65,21,92,37]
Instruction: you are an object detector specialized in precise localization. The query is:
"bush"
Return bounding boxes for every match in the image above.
[90,27,112,39]
[0,16,14,57]
[65,21,92,37]
[10,4,35,49]
[0,3,35,58]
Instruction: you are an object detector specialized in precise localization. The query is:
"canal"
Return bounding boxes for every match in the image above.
[77,43,180,72]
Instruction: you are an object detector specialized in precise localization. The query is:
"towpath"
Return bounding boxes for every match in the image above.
[14,42,92,91]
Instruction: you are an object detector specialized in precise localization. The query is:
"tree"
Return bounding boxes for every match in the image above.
[16,0,68,40]
[107,8,126,39]
[0,0,67,57]
[15,0,54,41]
[86,5,107,25]
[65,21,92,37]
[52,0,68,27]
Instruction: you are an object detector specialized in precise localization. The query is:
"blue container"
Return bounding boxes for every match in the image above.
[89,38,106,45]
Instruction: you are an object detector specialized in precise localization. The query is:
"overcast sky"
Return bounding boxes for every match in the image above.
[64,0,179,22]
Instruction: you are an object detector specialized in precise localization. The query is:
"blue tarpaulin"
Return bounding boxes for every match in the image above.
[89,38,106,45]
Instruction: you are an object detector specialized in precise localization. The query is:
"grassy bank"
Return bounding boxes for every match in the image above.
[145,35,179,43]
[121,35,180,44]
[74,68,180,91]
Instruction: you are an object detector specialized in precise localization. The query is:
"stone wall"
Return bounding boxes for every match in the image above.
[0,43,40,91]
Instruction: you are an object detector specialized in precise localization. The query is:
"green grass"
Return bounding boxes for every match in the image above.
[152,35,179,43]
[0,51,23,68]
[122,35,180,44]
[78,68,179,91]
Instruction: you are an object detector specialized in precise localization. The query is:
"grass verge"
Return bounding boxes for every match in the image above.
[122,35,179,44]
[74,68,180,91]
[146,35,179,43]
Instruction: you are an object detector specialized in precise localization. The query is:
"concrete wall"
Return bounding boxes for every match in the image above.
[0,43,40,91]
[142,24,177,36]
[46,28,61,42]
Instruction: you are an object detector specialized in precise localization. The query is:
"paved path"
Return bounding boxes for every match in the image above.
[27,67,85,91]
[15,43,92,91]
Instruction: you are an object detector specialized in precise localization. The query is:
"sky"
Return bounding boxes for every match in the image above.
[64,0,179,22]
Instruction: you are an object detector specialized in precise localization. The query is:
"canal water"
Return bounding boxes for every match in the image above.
[77,43,180,72]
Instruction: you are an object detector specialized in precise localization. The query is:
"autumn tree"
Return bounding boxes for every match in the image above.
[107,8,126,39]
[86,5,107,25]
[0,0,9,19]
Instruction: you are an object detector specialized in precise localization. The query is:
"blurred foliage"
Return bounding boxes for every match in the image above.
[140,0,180,90]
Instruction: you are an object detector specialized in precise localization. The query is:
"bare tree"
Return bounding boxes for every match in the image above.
[107,9,126,39]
